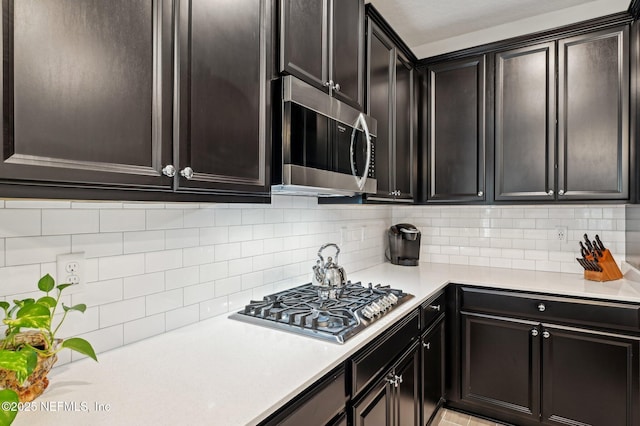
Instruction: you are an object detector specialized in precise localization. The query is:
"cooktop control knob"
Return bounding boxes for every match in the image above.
[370,302,382,316]
[361,306,374,319]
[388,293,399,305]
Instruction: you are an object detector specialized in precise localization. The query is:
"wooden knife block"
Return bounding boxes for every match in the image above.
[584,249,623,282]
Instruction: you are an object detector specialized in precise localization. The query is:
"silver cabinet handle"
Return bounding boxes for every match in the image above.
[538,303,546,312]
[162,165,176,177]
[423,342,431,349]
[547,189,554,196]
[477,191,483,197]
[531,329,539,337]
[558,189,565,196]
[180,167,194,180]
[429,304,440,311]
[334,83,340,92]
[543,331,550,339]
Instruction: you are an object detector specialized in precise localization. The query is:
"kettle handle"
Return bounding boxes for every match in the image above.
[317,243,340,264]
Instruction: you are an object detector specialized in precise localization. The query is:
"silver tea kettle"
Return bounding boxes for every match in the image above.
[312,243,347,290]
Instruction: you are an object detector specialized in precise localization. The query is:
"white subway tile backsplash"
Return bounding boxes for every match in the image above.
[124,230,165,254]
[100,297,146,328]
[100,210,146,232]
[166,305,200,331]
[56,307,100,337]
[123,272,165,299]
[146,289,183,315]
[145,249,183,273]
[75,278,123,307]
[0,196,626,369]
[72,233,123,258]
[184,282,214,305]
[72,325,123,361]
[165,228,199,249]
[5,235,70,266]
[99,254,145,281]
[0,210,41,238]
[146,210,184,230]
[123,313,165,345]
[42,210,99,235]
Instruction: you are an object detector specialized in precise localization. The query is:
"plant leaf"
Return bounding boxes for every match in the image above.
[56,283,73,292]
[5,303,51,330]
[0,389,19,425]
[0,302,9,312]
[37,296,57,309]
[0,348,37,384]
[38,274,55,293]
[62,338,98,362]
[12,299,34,308]
[62,303,86,313]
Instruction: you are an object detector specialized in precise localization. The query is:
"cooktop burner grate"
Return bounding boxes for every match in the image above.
[229,281,413,343]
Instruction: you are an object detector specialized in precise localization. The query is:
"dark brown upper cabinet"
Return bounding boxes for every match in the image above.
[366,19,416,203]
[0,0,173,194]
[426,56,486,203]
[0,0,271,202]
[494,42,556,201]
[495,25,629,202]
[557,26,629,201]
[280,0,364,110]
[174,0,272,197]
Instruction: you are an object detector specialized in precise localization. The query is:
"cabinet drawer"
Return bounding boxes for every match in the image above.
[460,286,640,332]
[421,292,445,330]
[350,309,419,396]
[262,366,346,426]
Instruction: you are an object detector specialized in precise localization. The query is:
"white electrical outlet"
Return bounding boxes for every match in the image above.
[56,252,85,286]
[555,226,568,242]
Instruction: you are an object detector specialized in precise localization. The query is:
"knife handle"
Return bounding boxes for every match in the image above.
[595,235,606,251]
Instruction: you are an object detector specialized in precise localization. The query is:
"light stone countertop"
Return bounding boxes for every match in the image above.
[15,262,640,426]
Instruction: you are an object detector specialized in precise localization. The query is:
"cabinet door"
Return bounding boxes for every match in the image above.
[557,26,629,200]
[394,53,415,202]
[422,319,445,425]
[366,21,393,199]
[394,343,420,426]
[280,0,328,91]
[495,42,555,201]
[331,0,364,110]
[352,376,392,426]
[461,313,540,422]
[541,325,640,426]
[427,57,486,202]
[0,0,173,193]
[176,0,271,196]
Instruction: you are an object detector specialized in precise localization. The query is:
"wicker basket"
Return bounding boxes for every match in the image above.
[0,331,60,402]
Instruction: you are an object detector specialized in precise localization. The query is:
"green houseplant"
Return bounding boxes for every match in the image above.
[0,274,98,425]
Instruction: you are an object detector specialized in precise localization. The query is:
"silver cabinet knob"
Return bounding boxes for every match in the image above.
[334,83,341,92]
[543,331,550,339]
[547,189,554,196]
[531,329,539,337]
[180,167,194,180]
[324,80,334,88]
[162,165,176,177]
[477,191,483,197]
[558,189,565,196]
[538,303,546,312]
[429,304,440,311]
[423,342,431,349]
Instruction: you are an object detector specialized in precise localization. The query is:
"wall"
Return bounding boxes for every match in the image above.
[393,204,625,274]
[0,198,626,365]
[0,196,390,365]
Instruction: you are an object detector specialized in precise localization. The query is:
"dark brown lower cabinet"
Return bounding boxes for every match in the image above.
[460,311,640,426]
[352,341,421,426]
[421,318,445,425]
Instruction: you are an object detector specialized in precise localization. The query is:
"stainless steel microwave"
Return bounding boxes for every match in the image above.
[272,76,377,197]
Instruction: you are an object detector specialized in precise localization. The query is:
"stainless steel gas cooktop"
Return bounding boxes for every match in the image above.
[229,281,413,343]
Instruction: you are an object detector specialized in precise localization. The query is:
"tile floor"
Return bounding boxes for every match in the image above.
[435,408,507,426]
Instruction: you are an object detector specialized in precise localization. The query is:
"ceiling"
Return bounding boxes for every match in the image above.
[367,0,632,59]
